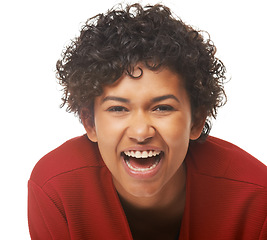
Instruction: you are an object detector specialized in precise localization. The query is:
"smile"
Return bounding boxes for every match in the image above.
[124,150,161,158]
[122,150,163,173]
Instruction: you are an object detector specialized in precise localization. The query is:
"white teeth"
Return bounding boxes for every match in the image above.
[124,150,161,159]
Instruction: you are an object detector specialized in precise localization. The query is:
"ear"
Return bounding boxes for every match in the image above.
[190,116,207,140]
[80,108,98,142]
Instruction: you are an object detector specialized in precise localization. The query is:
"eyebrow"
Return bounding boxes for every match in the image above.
[101,94,180,104]
[101,96,130,104]
[151,94,180,103]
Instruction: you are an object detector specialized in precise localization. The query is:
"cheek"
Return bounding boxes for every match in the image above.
[94,114,126,160]
[158,116,191,159]
[95,116,125,144]
[166,131,190,161]
[158,113,192,142]
[95,123,120,174]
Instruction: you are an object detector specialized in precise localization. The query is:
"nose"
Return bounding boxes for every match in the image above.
[126,111,155,143]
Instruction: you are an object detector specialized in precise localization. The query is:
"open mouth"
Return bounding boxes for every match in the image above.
[122,150,163,173]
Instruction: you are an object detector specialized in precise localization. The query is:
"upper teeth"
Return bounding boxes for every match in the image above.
[124,150,161,159]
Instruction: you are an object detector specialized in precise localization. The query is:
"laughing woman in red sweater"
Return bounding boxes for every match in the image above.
[28,3,267,240]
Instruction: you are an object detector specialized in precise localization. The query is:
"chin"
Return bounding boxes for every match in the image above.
[126,182,165,199]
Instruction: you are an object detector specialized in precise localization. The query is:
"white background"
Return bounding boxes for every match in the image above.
[1,0,266,239]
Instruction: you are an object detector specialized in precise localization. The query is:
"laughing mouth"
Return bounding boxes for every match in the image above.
[122,150,163,172]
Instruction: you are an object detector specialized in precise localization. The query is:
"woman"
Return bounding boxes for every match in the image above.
[28,4,267,239]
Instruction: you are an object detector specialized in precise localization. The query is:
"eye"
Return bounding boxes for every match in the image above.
[106,106,129,113]
[153,105,175,112]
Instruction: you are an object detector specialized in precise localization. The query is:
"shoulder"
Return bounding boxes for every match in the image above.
[29,135,104,187]
[187,136,267,188]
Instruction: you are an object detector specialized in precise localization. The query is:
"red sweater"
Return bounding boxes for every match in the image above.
[28,135,267,239]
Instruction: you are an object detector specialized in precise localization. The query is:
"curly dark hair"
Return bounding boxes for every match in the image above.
[56,3,227,141]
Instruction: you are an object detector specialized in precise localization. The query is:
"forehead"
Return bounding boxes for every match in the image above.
[102,67,185,95]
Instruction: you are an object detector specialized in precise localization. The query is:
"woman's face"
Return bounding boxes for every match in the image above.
[84,66,203,202]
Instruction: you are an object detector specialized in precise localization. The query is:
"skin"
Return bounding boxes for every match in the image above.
[82,65,205,239]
